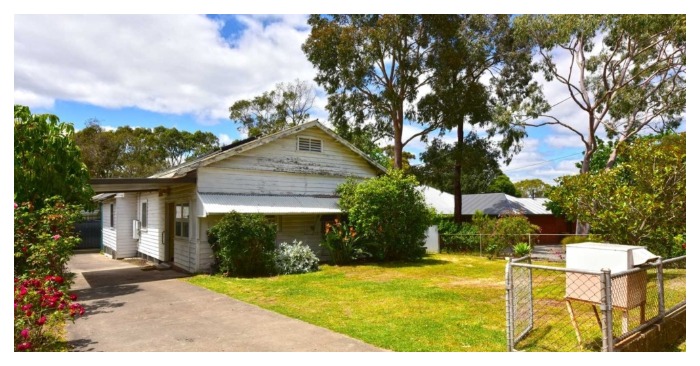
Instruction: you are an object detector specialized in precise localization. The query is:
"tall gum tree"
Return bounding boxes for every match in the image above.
[513,14,685,173]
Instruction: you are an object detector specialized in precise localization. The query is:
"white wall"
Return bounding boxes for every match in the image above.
[115,193,138,257]
[198,126,378,196]
[101,198,117,256]
[425,225,440,253]
[275,215,327,259]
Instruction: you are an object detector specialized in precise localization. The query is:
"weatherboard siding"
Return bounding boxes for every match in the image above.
[101,196,138,258]
[101,198,117,255]
[198,167,350,196]
[275,215,328,259]
[210,127,378,179]
[165,185,197,272]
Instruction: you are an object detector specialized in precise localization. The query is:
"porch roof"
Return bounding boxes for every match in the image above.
[198,193,342,216]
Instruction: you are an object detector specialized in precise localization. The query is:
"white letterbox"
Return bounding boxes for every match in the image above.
[565,242,658,308]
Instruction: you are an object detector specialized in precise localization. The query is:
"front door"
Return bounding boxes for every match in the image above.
[165,202,175,262]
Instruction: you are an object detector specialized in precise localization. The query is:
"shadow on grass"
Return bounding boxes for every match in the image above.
[322,258,451,269]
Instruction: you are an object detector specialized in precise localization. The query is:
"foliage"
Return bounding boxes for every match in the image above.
[473,211,540,259]
[487,174,519,196]
[513,14,685,172]
[14,275,85,351]
[272,240,320,275]
[14,105,93,207]
[513,242,532,258]
[14,197,83,278]
[74,120,220,178]
[514,179,552,198]
[229,79,316,136]
[337,170,434,261]
[207,211,277,276]
[437,220,480,253]
[548,133,685,258]
[303,15,433,169]
[321,218,368,265]
[410,135,503,194]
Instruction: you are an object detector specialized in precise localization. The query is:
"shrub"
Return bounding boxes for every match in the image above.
[207,211,277,277]
[273,240,320,275]
[14,197,83,278]
[338,170,435,261]
[473,211,540,259]
[437,219,480,253]
[321,218,368,264]
[513,242,532,258]
[14,275,85,351]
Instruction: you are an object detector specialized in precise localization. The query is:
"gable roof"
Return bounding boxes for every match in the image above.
[151,120,387,178]
[461,193,551,215]
[419,185,454,215]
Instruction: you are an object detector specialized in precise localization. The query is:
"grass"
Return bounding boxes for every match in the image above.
[185,253,685,352]
[187,254,507,351]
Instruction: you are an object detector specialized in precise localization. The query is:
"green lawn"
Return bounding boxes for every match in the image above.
[187,253,508,351]
[185,253,685,352]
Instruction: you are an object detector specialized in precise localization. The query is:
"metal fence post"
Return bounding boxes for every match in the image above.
[656,259,665,318]
[505,257,514,351]
[600,268,614,352]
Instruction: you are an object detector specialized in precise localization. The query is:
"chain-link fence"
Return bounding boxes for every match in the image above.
[440,233,585,256]
[506,255,686,352]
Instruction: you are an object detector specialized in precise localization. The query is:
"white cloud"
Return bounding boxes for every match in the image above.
[217,133,234,146]
[14,15,319,124]
[544,134,584,149]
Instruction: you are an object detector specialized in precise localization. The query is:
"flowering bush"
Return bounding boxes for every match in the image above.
[273,240,320,275]
[14,197,83,277]
[14,275,85,351]
[321,218,368,265]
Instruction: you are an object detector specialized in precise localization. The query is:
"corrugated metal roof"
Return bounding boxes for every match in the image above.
[419,186,454,215]
[461,193,551,215]
[198,193,342,215]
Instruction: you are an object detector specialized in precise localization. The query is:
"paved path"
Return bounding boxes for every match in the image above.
[66,252,384,352]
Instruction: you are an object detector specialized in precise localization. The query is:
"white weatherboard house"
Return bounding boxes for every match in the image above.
[92,121,446,273]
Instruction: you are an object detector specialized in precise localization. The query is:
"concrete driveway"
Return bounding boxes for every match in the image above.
[66,252,384,352]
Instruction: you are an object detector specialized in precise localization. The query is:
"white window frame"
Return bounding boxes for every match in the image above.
[175,203,190,239]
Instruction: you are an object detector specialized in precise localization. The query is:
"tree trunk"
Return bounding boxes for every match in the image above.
[454,122,463,224]
[393,109,404,170]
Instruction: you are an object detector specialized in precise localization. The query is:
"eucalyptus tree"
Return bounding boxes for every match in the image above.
[513,14,686,172]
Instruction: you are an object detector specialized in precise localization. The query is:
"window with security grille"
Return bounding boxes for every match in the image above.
[298,136,322,152]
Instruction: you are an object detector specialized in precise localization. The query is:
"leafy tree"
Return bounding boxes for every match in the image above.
[229,79,316,136]
[74,122,219,178]
[337,170,435,261]
[14,105,93,207]
[410,134,503,194]
[303,15,433,169]
[547,133,685,258]
[418,15,543,222]
[487,174,519,197]
[514,179,552,198]
[513,14,686,173]
[383,145,415,170]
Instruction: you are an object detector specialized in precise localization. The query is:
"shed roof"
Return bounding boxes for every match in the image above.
[461,193,551,215]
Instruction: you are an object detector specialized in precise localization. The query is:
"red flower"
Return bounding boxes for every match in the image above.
[21,304,32,311]
[16,342,32,351]
[52,234,61,241]
[69,294,78,301]
[25,310,32,317]
[36,316,47,325]
[21,328,30,339]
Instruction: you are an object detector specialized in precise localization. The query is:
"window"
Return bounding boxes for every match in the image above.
[175,203,189,238]
[298,136,322,153]
[109,204,115,228]
[141,201,148,228]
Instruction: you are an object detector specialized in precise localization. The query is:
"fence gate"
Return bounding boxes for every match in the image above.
[505,255,686,352]
[75,211,101,250]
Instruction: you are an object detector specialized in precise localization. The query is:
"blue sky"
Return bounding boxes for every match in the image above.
[12,11,686,185]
